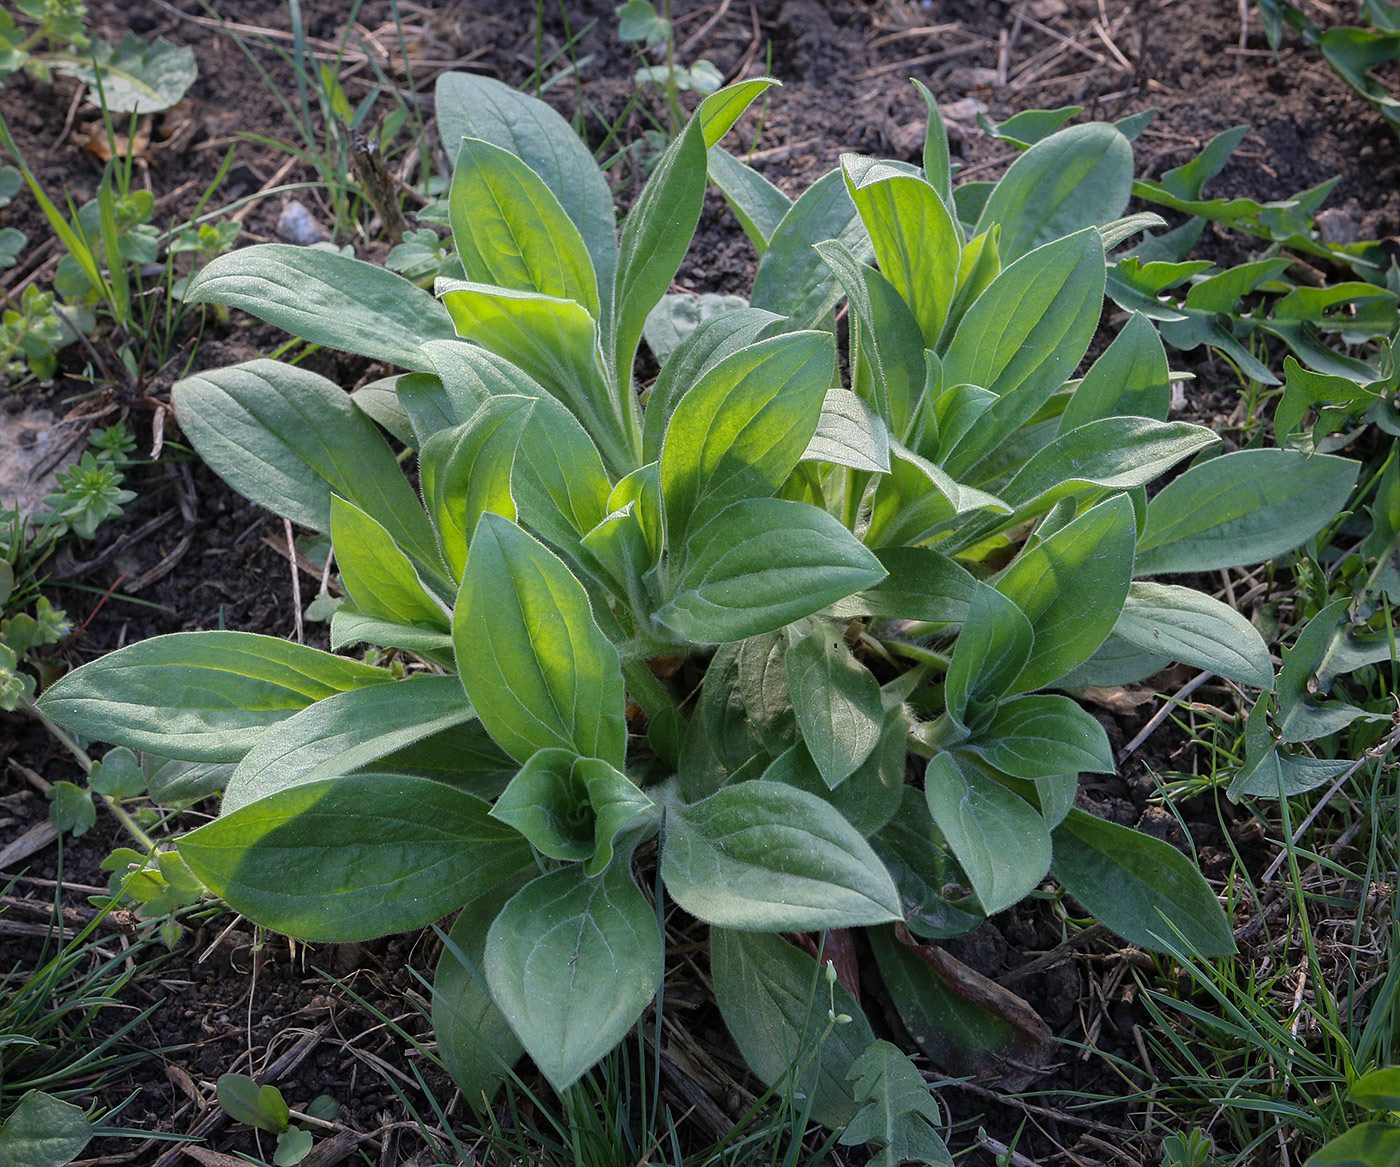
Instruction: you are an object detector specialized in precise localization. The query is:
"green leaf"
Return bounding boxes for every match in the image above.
[829,547,976,625]
[330,495,449,627]
[613,93,717,386]
[864,443,1011,548]
[434,877,531,1112]
[912,79,954,210]
[643,291,749,367]
[662,780,901,930]
[924,754,1051,915]
[1059,312,1172,430]
[975,124,1132,262]
[47,781,95,837]
[617,0,670,46]
[181,774,530,942]
[1051,808,1235,957]
[843,157,960,346]
[752,169,870,330]
[54,33,196,112]
[224,675,502,812]
[802,388,891,474]
[960,694,1113,779]
[37,632,391,762]
[89,747,146,798]
[329,608,454,657]
[434,72,617,305]
[216,1074,286,1133]
[1304,1123,1400,1167]
[654,498,887,644]
[812,240,926,440]
[707,146,791,254]
[454,513,625,765]
[450,137,600,317]
[1350,1067,1400,1111]
[944,584,1034,733]
[660,331,835,542]
[841,1040,953,1167]
[995,495,1137,692]
[1136,449,1360,575]
[274,1128,313,1166]
[437,280,630,474]
[1274,599,1383,745]
[763,705,909,837]
[183,246,455,370]
[420,395,534,579]
[941,229,1106,478]
[1114,582,1274,689]
[641,306,786,462]
[491,750,652,876]
[485,862,662,1091]
[978,105,1082,148]
[1001,416,1217,514]
[784,625,885,787]
[143,756,236,802]
[710,929,874,1127]
[172,359,440,572]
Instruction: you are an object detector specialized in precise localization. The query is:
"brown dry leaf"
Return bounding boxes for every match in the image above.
[72,117,153,162]
[1073,685,1160,714]
[181,1149,250,1167]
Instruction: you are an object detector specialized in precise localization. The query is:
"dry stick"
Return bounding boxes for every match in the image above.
[855,40,988,80]
[1117,671,1214,763]
[677,0,732,57]
[1259,720,1400,883]
[286,518,304,645]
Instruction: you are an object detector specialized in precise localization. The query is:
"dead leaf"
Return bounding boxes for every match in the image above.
[1073,685,1160,714]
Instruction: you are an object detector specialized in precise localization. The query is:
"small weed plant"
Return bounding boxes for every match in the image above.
[33,76,1371,1156]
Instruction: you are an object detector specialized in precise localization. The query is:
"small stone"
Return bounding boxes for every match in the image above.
[276,199,329,245]
[1316,207,1358,246]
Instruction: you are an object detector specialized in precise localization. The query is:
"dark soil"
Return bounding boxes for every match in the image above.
[2,1,1393,1163]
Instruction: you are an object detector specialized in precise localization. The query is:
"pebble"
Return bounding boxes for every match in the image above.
[277,199,330,245]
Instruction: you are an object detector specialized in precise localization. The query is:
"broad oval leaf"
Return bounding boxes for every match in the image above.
[974,123,1133,262]
[37,632,391,762]
[1114,582,1274,689]
[945,584,1034,732]
[182,245,456,370]
[1000,417,1218,512]
[224,675,502,812]
[485,862,662,1092]
[331,495,450,627]
[843,157,960,347]
[641,307,787,462]
[172,359,440,573]
[1051,808,1235,957]
[924,754,1051,916]
[941,228,1106,479]
[654,498,887,645]
[785,625,885,787]
[960,694,1113,779]
[454,513,626,766]
[752,169,870,330]
[662,780,902,930]
[996,495,1137,693]
[420,395,535,579]
[450,136,600,317]
[435,71,617,305]
[710,928,874,1127]
[180,774,530,941]
[1135,449,1360,575]
[660,331,836,542]
[0,1090,92,1167]
[1058,311,1172,431]
[801,388,891,474]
